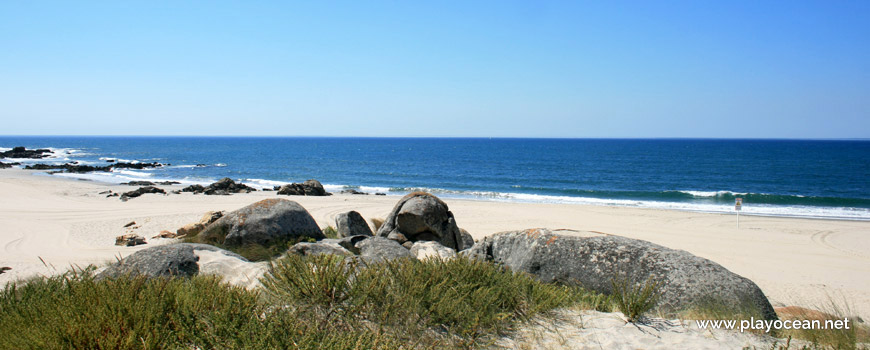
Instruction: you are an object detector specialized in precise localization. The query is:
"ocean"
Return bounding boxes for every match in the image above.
[1,137,868,220]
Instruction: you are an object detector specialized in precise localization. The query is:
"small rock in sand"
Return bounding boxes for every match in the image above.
[115,234,146,246]
[153,230,178,239]
[123,221,136,228]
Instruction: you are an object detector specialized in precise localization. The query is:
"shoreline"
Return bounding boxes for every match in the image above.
[2,168,870,319]
[21,167,870,222]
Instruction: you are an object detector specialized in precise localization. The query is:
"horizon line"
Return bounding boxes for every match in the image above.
[1,135,869,141]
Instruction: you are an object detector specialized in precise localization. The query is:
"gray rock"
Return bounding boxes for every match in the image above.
[98,243,246,279]
[357,236,413,262]
[376,192,467,251]
[459,228,474,251]
[335,211,373,237]
[198,198,324,246]
[336,235,371,254]
[410,241,456,260]
[287,242,353,257]
[466,229,777,320]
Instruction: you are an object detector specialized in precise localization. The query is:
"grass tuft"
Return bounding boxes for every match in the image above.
[322,225,339,239]
[610,275,660,322]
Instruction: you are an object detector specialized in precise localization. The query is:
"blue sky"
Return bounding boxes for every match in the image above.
[1,1,868,138]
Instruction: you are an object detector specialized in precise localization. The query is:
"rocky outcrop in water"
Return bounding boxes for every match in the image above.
[276,179,330,196]
[464,228,777,320]
[0,146,52,159]
[0,161,20,169]
[24,161,163,173]
[181,178,255,195]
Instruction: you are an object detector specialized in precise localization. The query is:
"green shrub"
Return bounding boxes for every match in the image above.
[610,275,660,322]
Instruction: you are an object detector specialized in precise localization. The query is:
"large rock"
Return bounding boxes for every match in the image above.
[335,211,373,237]
[98,243,246,279]
[357,236,413,262]
[376,192,469,251]
[410,241,456,260]
[287,242,353,257]
[197,199,324,246]
[276,179,331,196]
[466,229,777,320]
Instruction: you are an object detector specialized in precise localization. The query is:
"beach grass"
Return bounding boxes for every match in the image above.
[261,254,604,347]
[610,276,659,322]
[0,255,607,349]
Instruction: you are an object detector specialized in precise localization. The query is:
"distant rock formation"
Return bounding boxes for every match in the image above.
[276,179,330,196]
[0,146,52,159]
[181,178,255,195]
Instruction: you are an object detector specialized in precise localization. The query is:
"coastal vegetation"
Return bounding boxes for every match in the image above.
[1,256,605,349]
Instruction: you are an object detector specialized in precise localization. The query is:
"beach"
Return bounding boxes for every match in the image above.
[1,168,868,320]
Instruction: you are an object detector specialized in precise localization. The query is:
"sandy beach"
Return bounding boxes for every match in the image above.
[2,168,869,320]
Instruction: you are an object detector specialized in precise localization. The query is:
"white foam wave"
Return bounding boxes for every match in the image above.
[112,169,153,177]
[678,190,747,197]
[242,179,287,189]
[358,186,391,193]
[214,163,227,167]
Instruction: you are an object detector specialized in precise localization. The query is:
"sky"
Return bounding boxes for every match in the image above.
[1,1,868,138]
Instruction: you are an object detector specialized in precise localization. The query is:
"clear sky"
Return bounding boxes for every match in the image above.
[1,1,868,138]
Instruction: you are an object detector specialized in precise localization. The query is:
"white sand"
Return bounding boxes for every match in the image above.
[498,309,810,350]
[1,168,868,347]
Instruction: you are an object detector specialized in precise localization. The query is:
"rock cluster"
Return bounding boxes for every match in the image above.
[376,192,472,251]
[120,186,166,200]
[115,233,146,246]
[0,146,52,159]
[276,179,330,196]
[181,178,256,195]
[0,161,19,169]
[24,161,163,173]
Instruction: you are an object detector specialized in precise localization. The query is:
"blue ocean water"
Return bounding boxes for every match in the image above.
[2,137,869,220]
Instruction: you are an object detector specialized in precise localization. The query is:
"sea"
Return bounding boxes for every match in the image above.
[1,137,869,220]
